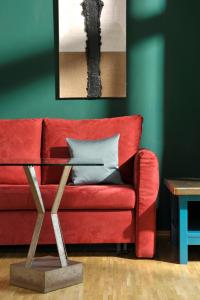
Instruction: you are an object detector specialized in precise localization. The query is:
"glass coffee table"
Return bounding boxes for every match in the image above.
[0,158,103,293]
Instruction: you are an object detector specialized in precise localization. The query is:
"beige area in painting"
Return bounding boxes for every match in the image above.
[101,52,126,98]
[59,53,87,98]
[59,52,126,98]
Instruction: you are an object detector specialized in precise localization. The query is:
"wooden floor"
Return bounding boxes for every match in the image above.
[1,236,200,300]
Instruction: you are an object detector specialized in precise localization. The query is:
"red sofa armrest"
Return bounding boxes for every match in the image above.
[134,148,159,258]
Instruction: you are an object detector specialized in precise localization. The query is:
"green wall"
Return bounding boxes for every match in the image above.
[0,0,200,229]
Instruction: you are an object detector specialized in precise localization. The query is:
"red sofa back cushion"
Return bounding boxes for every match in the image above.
[42,115,143,184]
[0,119,42,184]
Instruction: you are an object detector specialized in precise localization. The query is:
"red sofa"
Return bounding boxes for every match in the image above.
[0,115,159,258]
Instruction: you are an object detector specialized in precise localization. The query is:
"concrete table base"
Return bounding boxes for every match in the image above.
[10,256,83,293]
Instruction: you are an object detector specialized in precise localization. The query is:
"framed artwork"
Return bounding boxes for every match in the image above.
[58,0,126,99]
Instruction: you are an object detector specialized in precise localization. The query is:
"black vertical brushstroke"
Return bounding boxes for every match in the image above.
[81,0,104,98]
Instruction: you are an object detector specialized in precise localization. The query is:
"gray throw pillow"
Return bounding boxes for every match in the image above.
[66,135,123,185]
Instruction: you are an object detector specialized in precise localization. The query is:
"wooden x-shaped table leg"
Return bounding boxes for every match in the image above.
[23,165,72,268]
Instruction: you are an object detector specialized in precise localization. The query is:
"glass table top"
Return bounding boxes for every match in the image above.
[0,158,104,166]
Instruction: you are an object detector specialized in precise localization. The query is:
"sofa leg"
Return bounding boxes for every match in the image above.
[122,243,128,254]
[116,244,121,254]
[116,243,128,255]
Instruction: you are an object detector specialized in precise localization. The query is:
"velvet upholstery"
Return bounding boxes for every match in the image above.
[0,119,42,184]
[0,184,135,210]
[0,116,159,258]
[134,149,159,258]
[42,116,143,184]
[0,211,135,245]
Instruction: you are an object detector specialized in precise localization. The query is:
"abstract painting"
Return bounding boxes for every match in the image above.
[58,0,126,99]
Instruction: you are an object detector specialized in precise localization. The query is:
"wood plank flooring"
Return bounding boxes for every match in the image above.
[1,236,200,300]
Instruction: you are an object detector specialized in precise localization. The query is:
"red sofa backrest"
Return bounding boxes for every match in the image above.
[0,119,42,184]
[42,115,143,184]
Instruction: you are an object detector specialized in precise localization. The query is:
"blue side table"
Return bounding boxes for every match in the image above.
[165,179,200,264]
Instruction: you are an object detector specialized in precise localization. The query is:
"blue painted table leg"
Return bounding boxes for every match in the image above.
[179,196,188,264]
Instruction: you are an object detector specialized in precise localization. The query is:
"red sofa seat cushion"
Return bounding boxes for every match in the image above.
[0,119,42,184]
[42,115,143,184]
[0,184,135,210]
[0,211,135,245]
